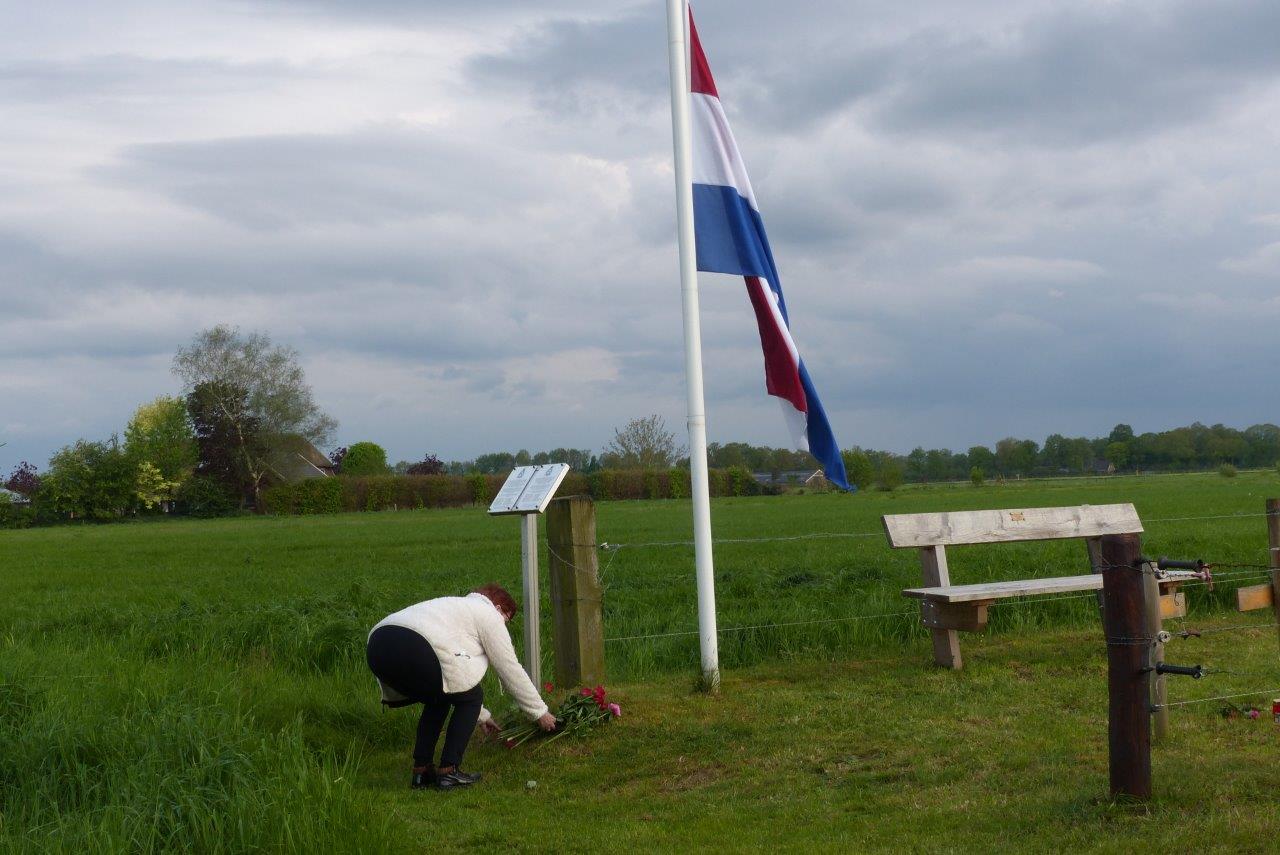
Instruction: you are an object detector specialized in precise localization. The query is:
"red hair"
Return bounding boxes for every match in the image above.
[472,583,517,616]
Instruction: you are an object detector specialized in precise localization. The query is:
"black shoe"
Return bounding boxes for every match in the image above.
[410,767,436,790]
[435,769,481,790]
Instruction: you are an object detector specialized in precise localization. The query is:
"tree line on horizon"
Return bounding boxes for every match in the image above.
[4,326,1280,525]
[426,421,1280,488]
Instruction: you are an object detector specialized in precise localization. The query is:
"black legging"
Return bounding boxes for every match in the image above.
[366,625,484,768]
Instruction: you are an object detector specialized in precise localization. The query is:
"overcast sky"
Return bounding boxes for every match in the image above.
[3,0,1279,470]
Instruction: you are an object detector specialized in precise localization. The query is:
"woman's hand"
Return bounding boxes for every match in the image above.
[479,719,502,738]
[536,712,558,732]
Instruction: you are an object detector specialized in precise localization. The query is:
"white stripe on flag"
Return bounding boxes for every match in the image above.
[778,398,809,450]
[690,92,758,210]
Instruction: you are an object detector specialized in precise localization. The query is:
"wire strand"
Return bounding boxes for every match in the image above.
[601,530,885,551]
[1157,688,1280,709]
[604,609,918,644]
[1182,622,1280,637]
[1144,511,1275,524]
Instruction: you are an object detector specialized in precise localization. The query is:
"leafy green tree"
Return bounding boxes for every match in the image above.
[1244,424,1280,467]
[874,459,904,492]
[173,326,336,506]
[840,449,874,490]
[924,449,952,482]
[341,442,389,476]
[1108,424,1135,445]
[706,442,749,469]
[905,447,928,482]
[472,452,517,474]
[135,461,178,510]
[602,415,683,469]
[1041,434,1069,472]
[995,437,1038,476]
[1152,429,1196,469]
[175,475,240,517]
[540,448,598,472]
[969,466,984,487]
[124,396,197,485]
[967,445,995,476]
[1105,441,1130,471]
[186,381,261,506]
[1203,424,1247,463]
[42,437,137,520]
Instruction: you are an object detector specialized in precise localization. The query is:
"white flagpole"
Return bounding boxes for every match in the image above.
[664,0,719,690]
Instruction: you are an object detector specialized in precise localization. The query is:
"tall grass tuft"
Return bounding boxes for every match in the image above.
[0,658,397,853]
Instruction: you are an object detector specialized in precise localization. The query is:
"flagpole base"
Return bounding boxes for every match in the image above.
[697,667,721,694]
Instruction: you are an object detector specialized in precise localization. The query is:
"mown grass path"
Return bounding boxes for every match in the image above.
[2,472,1278,851]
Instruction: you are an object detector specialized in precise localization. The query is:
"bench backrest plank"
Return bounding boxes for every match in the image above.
[883,503,1142,549]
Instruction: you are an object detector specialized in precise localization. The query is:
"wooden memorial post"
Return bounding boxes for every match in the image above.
[546,496,605,687]
[488,463,571,688]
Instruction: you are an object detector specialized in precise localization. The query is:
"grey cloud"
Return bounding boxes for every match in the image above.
[0,55,299,103]
[876,0,1280,143]
[241,0,635,26]
[7,0,1280,474]
[762,159,957,249]
[102,130,557,231]
[468,11,669,115]
[474,0,1280,145]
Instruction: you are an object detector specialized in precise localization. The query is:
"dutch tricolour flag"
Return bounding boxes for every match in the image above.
[688,11,851,491]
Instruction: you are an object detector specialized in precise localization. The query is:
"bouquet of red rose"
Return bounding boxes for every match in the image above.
[497,683,621,749]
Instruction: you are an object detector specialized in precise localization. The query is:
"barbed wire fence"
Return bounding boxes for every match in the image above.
[544,508,1280,665]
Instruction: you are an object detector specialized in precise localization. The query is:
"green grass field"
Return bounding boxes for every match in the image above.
[2,472,1279,852]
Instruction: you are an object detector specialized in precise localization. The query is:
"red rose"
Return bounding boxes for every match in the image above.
[543,682,554,693]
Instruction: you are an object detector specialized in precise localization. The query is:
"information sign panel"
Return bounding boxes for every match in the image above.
[488,463,570,516]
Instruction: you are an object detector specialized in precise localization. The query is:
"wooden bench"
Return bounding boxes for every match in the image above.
[883,504,1188,669]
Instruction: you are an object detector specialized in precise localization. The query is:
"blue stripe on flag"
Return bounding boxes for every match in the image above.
[798,360,850,491]
[692,184,788,320]
[692,183,854,492]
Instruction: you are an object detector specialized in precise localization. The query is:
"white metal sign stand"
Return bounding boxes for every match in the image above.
[487,463,571,686]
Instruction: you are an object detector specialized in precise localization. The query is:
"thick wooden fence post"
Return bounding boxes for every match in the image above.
[1101,532,1152,800]
[1268,499,1280,653]
[546,496,605,687]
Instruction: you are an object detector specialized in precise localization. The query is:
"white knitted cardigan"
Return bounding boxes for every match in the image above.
[371,592,549,723]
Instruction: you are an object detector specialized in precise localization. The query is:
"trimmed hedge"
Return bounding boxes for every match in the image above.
[260,466,768,515]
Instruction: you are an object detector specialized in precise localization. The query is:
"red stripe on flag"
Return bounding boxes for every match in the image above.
[744,276,807,413]
[689,10,718,97]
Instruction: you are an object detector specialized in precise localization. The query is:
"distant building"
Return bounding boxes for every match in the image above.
[804,470,829,489]
[752,469,824,488]
[271,437,338,482]
[0,487,31,506]
[1091,460,1116,476]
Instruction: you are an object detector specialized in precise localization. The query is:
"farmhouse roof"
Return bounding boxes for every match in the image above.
[271,436,337,482]
[752,469,819,485]
[0,487,31,505]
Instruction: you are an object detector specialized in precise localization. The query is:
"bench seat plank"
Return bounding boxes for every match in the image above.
[905,570,1196,604]
[903,574,1104,603]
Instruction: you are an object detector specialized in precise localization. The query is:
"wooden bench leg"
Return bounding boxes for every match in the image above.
[919,546,963,669]
[929,628,963,669]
